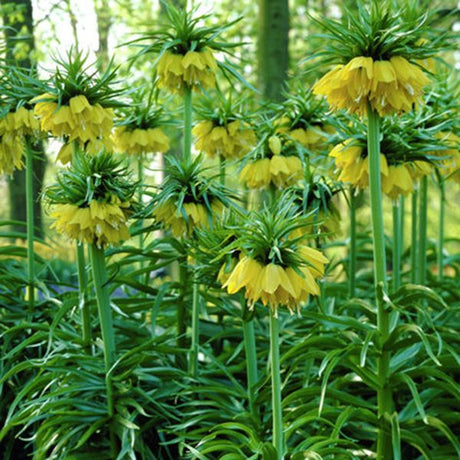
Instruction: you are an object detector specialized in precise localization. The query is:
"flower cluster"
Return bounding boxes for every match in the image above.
[157,49,218,94]
[330,139,429,199]
[193,119,256,159]
[220,203,328,315]
[51,198,131,247]
[150,157,236,238]
[46,152,136,247]
[0,106,40,174]
[240,135,303,189]
[34,93,114,150]
[153,200,223,237]
[114,126,170,155]
[313,56,430,117]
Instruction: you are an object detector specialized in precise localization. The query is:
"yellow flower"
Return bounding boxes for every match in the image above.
[223,247,328,315]
[330,139,423,198]
[0,133,25,175]
[157,48,218,94]
[381,164,415,199]
[114,126,170,155]
[240,156,302,189]
[193,119,256,159]
[50,200,131,247]
[313,55,430,116]
[33,93,114,146]
[153,200,223,237]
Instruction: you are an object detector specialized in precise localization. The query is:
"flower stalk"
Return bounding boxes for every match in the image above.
[349,186,357,297]
[25,140,35,311]
[269,313,283,459]
[189,274,200,377]
[243,316,258,415]
[411,190,418,283]
[438,178,445,280]
[89,243,117,455]
[367,104,392,459]
[392,202,402,291]
[417,176,428,285]
[76,242,91,351]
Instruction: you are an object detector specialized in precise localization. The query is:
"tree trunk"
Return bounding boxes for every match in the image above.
[2,0,46,238]
[258,0,289,101]
[94,0,112,70]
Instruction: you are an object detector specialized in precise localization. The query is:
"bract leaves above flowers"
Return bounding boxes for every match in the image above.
[46,151,136,247]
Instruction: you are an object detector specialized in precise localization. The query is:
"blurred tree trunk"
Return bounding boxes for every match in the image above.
[1,0,46,237]
[258,0,289,101]
[94,0,111,69]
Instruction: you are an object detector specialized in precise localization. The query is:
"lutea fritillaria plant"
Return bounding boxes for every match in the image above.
[46,151,136,455]
[222,199,328,458]
[312,1,448,457]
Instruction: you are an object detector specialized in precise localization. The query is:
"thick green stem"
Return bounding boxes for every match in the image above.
[392,202,401,292]
[25,142,35,310]
[367,105,392,460]
[183,86,193,162]
[138,156,144,254]
[219,154,226,186]
[438,179,445,280]
[417,176,428,286]
[176,262,188,366]
[349,187,357,297]
[189,272,200,376]
[76,243,91,351]
[243,319,258,415]
[89,244,117,456]
[269,314,283,459]
[410,189,418,284]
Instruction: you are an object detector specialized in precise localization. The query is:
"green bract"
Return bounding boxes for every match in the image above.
[46,151,136,207]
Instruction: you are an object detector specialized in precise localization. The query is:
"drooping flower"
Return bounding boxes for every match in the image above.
[51,199,131,247]
[240,132,303,189]
[193,119,256,159]
[274,86,332,152]
[157,49,217,94]
[153,199,223,238]
[0,133,25,175]
[31,51,122,162]
[114,126,170,155]
[313,56,431,117]
[311,2,446,117]
[34,93,114,146]
[223,249,328,315]
[130,3,240,95]
[220,200,328,315]
[150,156,237,238]
[329,139,421,198]
[46,151,135,247]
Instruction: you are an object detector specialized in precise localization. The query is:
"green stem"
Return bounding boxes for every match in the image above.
[400,195,405,282]
[410,189,418,284]
[438,179,445,281]
[189,272,200,377]
[219,154,226,186]
[25,141,35,310]
[417,176,428,286]
[138,156,144,254]
[243,318,258,415]
[176,262,188,367]
[367,104,392,460]
[349,186,357,297]
[392,202,401,292]
[183,85,193,162]
[269,314,283,459]
[76,243,91,351]
[89,244,117,456]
